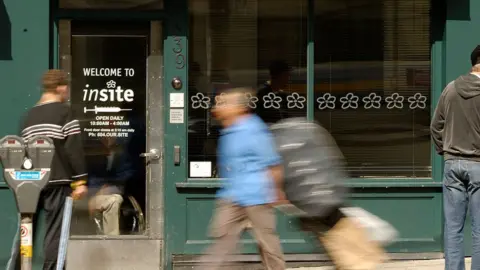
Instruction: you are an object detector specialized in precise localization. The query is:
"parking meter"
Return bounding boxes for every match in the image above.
[0,135,55,270]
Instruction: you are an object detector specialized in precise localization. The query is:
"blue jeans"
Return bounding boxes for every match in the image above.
[444,159,480,270]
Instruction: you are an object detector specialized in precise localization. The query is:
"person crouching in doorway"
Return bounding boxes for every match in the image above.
[88,136,133,235]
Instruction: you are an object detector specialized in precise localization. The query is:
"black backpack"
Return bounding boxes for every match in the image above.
[270,118,349,218]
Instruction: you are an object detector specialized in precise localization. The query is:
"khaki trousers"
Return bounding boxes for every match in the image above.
[196,200,285,270]
[92,194,123,235]
[316,217,388,270]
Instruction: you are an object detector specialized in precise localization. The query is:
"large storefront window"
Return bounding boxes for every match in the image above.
[313,0,431,178]
[68,22,148,235]
[188,0,307,178]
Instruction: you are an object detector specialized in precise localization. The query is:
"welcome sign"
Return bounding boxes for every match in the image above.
[70,35,147,140]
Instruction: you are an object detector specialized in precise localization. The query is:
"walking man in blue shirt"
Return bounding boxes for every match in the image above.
[196,87,286,270]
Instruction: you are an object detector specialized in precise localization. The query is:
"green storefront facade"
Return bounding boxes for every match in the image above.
[1,0,479,269]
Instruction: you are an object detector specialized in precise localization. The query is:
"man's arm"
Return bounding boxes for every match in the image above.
[252,130,285,202]
[268,164,286,202]
[63,110,88,185]
[430,86,448,155]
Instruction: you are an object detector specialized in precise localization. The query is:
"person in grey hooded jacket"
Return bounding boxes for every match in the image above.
[431,45,480,270]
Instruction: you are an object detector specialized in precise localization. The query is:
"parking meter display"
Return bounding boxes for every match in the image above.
[15,171,41,181]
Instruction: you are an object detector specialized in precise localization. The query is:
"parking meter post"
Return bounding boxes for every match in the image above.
[20,215,33,270]
[56,196,73,270]
[0,135,55,270]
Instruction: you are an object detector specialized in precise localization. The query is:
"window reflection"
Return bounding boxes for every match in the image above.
[257,60,299,124]
[69,28,147,235]
[188,0,307,178]
[313,0,431,178]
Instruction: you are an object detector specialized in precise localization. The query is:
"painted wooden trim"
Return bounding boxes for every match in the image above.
[172,252,444,263]
[306,0,315,121]
[54,9,167,20]
[176,180,442,189]
[430,0,446,183]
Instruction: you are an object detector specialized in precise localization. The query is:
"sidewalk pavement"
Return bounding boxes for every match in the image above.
[288,258,471,270]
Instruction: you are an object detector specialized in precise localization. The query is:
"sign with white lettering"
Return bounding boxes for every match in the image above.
[82,80,134,102]
[169,109,184,124]
[70,36,147,140]
[80,78,136,138]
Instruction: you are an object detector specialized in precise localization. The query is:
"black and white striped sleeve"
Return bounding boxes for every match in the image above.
[21,124,64,141]
[62,111,88,181]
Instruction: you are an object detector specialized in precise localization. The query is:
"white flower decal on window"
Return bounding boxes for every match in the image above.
[362,93,382,109]
[286,92,306,109]
[316,93,336,110]
[339,93,359,110]
[385,93,404,109]
[245,92,259,109]
[263,92,282,109]
[106,80,116,88]
[191,92,211,109]
[215,93,227,107]
[408,93,427,109]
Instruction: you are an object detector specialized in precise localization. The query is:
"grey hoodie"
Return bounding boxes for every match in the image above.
[431,73,480,160]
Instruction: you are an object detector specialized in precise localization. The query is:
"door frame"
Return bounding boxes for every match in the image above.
[162,0,189,268]
[54,13,167,269]
[57,18,164,239]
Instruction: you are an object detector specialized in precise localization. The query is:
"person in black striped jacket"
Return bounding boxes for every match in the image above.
[15,70,88,270]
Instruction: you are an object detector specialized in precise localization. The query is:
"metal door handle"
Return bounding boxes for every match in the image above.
[174,145,180,166]
[140,149,161,160]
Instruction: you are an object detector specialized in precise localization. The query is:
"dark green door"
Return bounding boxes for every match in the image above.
[162,0,317,265]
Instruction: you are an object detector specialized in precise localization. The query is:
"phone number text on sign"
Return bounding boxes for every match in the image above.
[84,128,134,138]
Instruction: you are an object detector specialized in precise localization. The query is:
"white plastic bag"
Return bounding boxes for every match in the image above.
[340,207,398,246]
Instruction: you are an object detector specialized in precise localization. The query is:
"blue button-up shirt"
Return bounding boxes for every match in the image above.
[217,114,282,206]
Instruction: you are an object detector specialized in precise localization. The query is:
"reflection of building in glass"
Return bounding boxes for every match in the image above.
[188,0,432,178]
[256,60,297,124]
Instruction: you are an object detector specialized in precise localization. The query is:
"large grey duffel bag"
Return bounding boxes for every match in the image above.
[270,117,349,218]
